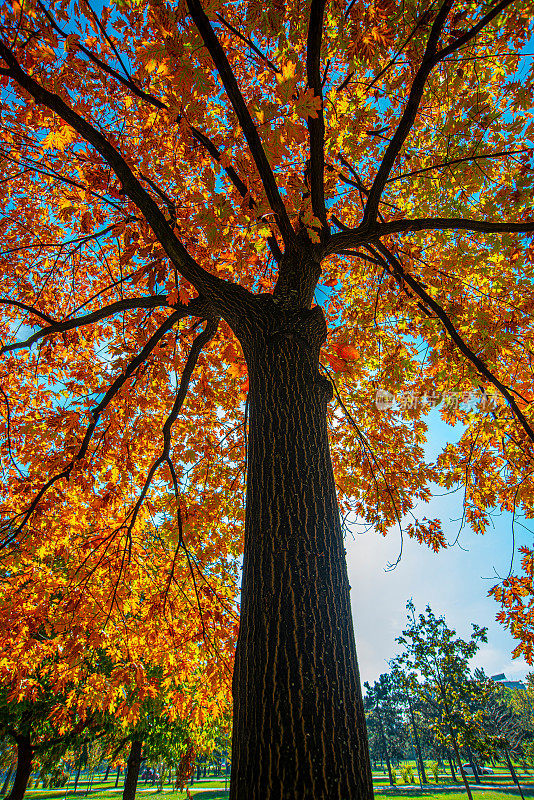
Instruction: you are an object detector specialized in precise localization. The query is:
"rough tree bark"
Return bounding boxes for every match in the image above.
[122,741,142,800]
[230,298,373,800]
[6,736,33,800]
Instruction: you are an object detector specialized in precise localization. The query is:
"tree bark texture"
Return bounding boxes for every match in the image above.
[230,301,373,800]
[6,737,33,800]
[122,741,142,800]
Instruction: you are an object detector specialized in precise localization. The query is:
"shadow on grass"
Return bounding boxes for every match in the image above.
[27,784,534,800]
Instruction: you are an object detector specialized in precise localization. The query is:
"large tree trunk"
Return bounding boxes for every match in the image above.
[6,737,33,800]
[122,741,142,800]
[230,303,373,800]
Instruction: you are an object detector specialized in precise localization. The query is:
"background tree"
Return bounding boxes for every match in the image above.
[509,676,534,740]
[2,0,534,797]
[0,743,15,797]
[364,674,408,784]
[478,676,531,799]
[0,678,109,800]
[364,674,400,786]
[0,515,234,800]
[204,723,232,779]
[402,682,459,781]
[395,601,488,800]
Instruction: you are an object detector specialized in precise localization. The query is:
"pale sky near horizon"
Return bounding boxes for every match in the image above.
[345,408,533,687]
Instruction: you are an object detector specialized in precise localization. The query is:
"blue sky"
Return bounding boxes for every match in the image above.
[346,408,533,685]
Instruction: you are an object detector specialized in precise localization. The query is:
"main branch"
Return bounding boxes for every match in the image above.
[0,295,181,356]
[372,242,534,446]
[122,316,219,535]
[0,42,250,321]
[362,0,517,224]
[0,308,190,545]
[186,0,295,250]
[36,3,264,223]
[306,0,328,235]
[362,0,454,223]
[325,217,534,254]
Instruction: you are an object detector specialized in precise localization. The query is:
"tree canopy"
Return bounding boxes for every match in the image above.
[1,0,534,796]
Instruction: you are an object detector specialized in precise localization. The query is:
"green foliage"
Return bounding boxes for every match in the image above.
[364,674,410,766]
[477,677,532,764]
[400,763,415,784]
[393,601,490,759]
[0,676,111,779]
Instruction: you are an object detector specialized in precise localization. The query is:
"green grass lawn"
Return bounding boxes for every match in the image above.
[24,788,534,800]
[25,779,232,800]
[371,762,534,800]
[23,765,534,800]
[25,790,229,800]
[377,793,534,800]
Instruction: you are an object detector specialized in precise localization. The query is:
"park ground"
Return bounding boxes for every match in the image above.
[22,764,534,800]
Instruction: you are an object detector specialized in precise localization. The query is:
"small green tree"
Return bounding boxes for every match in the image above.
[395,601,488,800]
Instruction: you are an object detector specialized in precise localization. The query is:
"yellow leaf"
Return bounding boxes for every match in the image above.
[41,125,77,151]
